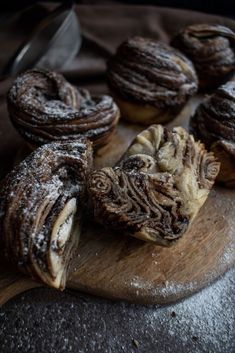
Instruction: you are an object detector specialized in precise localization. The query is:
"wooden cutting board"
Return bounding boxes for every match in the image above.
[0,97,234,306]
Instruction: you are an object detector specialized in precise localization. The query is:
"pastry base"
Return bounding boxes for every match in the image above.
[111,92,179,125]
[211,142,235,188]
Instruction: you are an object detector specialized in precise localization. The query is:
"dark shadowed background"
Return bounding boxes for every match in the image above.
[1,0,235,17]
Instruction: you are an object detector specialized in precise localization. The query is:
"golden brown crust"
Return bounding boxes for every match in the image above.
[190,81,235,187]
[110,90,180,125]
[0,138,93,289]
[88,125,219,246]
[7,69,120,149]
[171,24,235,89]
[107,37,198,124]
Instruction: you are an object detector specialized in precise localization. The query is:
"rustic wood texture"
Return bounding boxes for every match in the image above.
[0,96,234,305]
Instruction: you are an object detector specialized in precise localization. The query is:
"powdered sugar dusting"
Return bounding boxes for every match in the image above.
[0,268,234,353]
[129,276,197,300]
[7,69,119,147]
[145,268,235,352]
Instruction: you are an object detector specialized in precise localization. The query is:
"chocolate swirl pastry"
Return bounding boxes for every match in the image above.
[190,81,235,187]
[107,36,198,125]
[171,24,235,89]
[0,138,92,289]
[89,125,219,246]
[7,69,120,149]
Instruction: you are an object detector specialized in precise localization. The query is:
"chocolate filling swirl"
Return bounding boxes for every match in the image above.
[190,81,235,187]
[0,138,92,289]
[107,37,198,108]
[171,24,235,89]
[89,125,219,246]
[7,69,120,149]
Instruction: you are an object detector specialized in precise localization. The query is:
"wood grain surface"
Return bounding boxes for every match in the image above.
[0,96,234,305]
